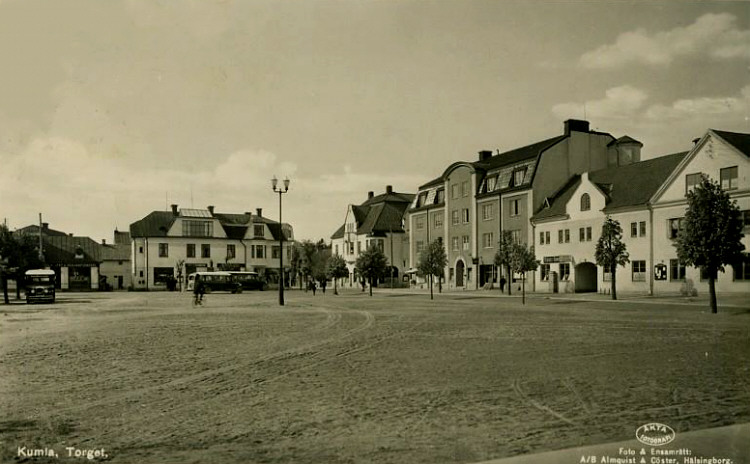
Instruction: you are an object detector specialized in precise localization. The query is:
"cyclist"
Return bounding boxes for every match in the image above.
[193,277,206,306]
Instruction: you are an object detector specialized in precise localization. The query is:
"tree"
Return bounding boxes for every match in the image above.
[510,242,539,305]
[0,225,45,302]
[494,230,516,295]
[595,217,630,300]
[417,240,448,300]
[326,254,349,295]
[354,245,388,297]
[675,176,745,314]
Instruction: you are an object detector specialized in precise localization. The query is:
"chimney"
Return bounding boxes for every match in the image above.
[478,150,492,161]
[68,233,73,237]
[564,119,590,135]
[256,208,262,217]
[692,138,701,145]
[367,191,374,200]
[171,204,178,215]
[386,185,393,194]
[41,222,49,231]
[207,205,214,215]
[101,239,106,245]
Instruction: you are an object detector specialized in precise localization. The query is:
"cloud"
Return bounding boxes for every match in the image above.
[552,85,648,120]
[580,13,750,68]
[645,84,750,121]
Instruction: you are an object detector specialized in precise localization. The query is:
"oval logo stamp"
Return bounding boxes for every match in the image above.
[636,423,676,446]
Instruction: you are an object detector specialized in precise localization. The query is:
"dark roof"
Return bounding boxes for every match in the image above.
[418,175,445,189]
[532,152,688,221]
[608,135,642,147]
[473,136,566,171]
[266,223,291,241]
[15,224,68,237]
[331,191,413,238]
[43,236,101,265]
[713,130,750,157]
[129,211,177,237]
[114,230,131,245]
[100,243,130,261]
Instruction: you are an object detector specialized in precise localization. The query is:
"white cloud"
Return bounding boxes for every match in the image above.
[552,85,648,120]
[580,13,750,68]
[645,84,750,121]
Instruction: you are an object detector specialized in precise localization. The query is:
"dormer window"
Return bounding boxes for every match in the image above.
[511,168,527,187]
[487,176,497,192]
[580,193,591,211]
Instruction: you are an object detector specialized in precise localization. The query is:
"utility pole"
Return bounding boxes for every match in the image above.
[38,213,44,262]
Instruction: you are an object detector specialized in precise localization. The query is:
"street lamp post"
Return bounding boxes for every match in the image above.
[272,176,290,306]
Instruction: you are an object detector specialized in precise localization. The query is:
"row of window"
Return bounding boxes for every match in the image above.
[686,166,738,194]
[540,263,571,281]
[539,227,591,245]
[415,199,526,231]
[181,220,266,238]
[156,243,285,260]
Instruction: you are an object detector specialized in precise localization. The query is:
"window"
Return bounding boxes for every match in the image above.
[461,181,470,197]
[510,229,521,244]
[487,176,497,192]
[357,241,361,253]
[433,212,443,228]
[564,229,570,243]
[451,237,459,251]
[483,232,494,249]
[416,241,425,254]
[154,267,174,285]
[540,264,550,281]
[186,244,196,258]
[559,263,570,281]
[580,193,591,211]
[272,246,281,259]
[436,189,445,204]
[417,192,428,207]
[720,166,738,191]
[348,242,354,254]
[416,216,425,230]
[254,224,265,237]
[742,210,750,232]
[733,254,750,280]
[579,227,585,242]
[632,260,646,282]
[700,267,711,281]
[510,199,520,217]
[546,231,551,244]
[462,235,470,250]
[335,245,339,256]
[631,222,638,238]
[670,259,686,281]
[603,264,612,282]
[227,244,236,260]
[685,173,702,194]
[668,218,683,239]
[462,209,470,224]
[255,245,265,259]
[482,203,494,220]
[511,168,527,187]
[451,184,459,199]
[639,221,646,237]
[558,230,563,243]
[158,243,168,257]
[201,244,211,258]
[139,246,144,254]
[539,232,545,245]
[586,227,592,241]
[451,210,460,225]
[183,220,213,237]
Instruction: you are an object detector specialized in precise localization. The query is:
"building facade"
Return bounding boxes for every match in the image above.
[408,119,640,290]
[531,128,750,295]
[330,186,414,286]
[129,205,294,290]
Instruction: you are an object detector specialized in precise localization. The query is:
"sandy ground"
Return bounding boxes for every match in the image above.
[1,289,748,463]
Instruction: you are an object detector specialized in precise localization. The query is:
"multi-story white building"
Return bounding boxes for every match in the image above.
[130,205,294,289]
[330,186,414,286]
[531,128,750,295]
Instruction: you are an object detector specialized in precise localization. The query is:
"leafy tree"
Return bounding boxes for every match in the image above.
[417,240,448,300]
[326,254,349,295]
[0,225,45,302]
[510,242,539,305]
[355,244,388,297]
[595,217,629,300]
[289,243,303,289]
[675,176,745,314]
[494,230,516,295]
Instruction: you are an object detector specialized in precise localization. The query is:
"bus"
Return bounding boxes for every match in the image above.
[25,269,56,303]
[186,272,242,293]
[228,271,266,291]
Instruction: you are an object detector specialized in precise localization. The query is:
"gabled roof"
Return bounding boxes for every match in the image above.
[361,192,415,207]
[129,211,177,238]
[43,236,102,265]
[100,243,130,261]
[713,129,750,157]
[418,175,445,190]
[15,224,68,237]
[331,224,346,240]
[532,152,688,221]
[608,135,643,147]
[331,190,414,239]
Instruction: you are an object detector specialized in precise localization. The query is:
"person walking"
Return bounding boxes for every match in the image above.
[311,280,317,296]
[499,276,506,293]
[193,277,206,306]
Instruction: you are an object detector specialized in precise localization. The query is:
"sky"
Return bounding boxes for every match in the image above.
[0,0,748,243]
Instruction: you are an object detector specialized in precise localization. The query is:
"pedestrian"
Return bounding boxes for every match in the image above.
[193,277,206,306]
[499,276,506,292]
[321,280,327,294]
[311,280,317,296]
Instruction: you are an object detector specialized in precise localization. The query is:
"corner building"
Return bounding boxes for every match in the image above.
[408,119,641,290]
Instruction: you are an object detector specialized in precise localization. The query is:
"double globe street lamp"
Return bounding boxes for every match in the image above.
[271,176,290,306]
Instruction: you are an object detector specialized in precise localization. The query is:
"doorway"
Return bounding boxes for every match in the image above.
[575,262,597,293]
[456,260,465,287]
